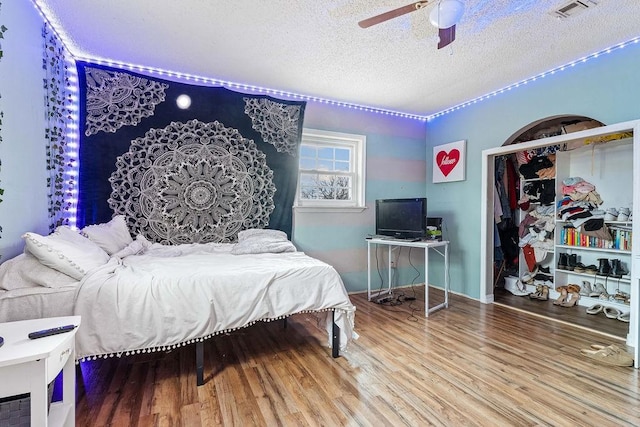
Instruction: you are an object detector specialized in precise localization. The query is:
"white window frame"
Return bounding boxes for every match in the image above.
[295,128,366,212]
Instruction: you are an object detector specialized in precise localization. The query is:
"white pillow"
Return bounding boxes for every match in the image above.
[232,228,296,254]
[0,253,77,291]
[237,228,288,242]
[81,215,133,255]
[23,226,110,280]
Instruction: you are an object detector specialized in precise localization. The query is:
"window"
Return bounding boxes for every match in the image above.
[296,129,366,211]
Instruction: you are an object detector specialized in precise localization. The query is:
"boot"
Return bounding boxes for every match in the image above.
[597,258,611,276]
[557,253,568,270]
[567,254,578,271]
[610,259,628,278]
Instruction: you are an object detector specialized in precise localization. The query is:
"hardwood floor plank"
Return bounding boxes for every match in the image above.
[73,287,640,426]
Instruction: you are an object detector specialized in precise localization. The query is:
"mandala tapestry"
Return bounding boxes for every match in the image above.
[76,62,306,242]
[84,68,169,136]
[243,97,302,156]
[109,120,275,244]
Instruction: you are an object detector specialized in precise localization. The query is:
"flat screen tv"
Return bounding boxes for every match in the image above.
[375,198,427,240]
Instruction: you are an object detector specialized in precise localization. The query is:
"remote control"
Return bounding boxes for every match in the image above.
[28,325,76,339]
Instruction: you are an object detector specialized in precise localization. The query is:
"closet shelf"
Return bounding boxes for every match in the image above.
[556,219,633,226]
[555,268,631,284]
[521,177,556,183]
[556,244,631,255]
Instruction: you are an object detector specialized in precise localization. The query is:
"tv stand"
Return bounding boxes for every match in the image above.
[366,238,449,316]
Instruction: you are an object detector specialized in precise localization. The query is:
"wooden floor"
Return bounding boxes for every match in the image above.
[494,287,629,339]
[69,286,640,426]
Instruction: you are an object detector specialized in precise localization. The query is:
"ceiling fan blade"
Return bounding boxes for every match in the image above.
[437,25,456,49]
[358,1,432,28]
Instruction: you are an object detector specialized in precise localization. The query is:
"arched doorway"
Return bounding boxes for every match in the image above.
[482,115,605,301]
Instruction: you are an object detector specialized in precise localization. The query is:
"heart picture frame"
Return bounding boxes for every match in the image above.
[433,140,466,183]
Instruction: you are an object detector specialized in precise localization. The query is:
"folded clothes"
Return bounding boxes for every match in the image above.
[562,176,584,186]
[574,181,595,193]
[567,190,603,205]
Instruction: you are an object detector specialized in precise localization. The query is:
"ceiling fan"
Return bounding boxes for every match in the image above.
[358,0,465,49]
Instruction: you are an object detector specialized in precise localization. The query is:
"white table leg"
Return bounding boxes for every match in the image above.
[444,243,450,308]
[424,246,430,317]
[387,246,392,295]
[367,241,372,301]
[63,350,75,427]
[30,360,48,426]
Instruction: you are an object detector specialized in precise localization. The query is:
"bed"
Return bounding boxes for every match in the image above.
[0,219,356,385]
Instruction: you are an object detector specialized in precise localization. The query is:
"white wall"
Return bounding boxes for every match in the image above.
[424,41,640,299]
[0,2,49,259]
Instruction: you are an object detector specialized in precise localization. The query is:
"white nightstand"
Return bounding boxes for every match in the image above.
[0,316,81,427]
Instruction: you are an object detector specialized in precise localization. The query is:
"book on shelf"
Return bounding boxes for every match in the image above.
[560,225,632,250]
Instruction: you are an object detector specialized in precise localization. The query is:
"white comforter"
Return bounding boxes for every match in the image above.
[73,243,356,360]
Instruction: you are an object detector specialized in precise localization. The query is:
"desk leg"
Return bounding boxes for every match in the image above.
[424,247,430,317]
[367,242,372,301]
[444,243,450,308]
[387,246,392,295]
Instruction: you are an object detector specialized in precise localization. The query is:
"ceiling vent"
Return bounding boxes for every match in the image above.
[550,0,598,19]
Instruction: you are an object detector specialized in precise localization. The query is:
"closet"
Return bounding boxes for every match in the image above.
[481,118,639,368]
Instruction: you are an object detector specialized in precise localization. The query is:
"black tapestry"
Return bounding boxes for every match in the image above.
[76,62,306,244]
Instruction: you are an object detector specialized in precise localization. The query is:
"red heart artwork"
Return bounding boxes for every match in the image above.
[436,149,460,177]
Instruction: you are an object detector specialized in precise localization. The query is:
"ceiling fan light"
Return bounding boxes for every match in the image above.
[429,0,465,29]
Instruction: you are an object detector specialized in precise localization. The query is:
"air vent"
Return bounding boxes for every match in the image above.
[550,0,598,19]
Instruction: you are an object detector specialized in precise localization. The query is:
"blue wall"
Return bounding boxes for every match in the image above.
[295,102,428,292]
[0,2,50,260]
[424,41,640,299]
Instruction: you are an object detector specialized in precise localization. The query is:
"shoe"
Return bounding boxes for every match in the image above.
[561,285,581,307]
[589,282,608,298]
[597,258,611,276]
[529,284,543,300]
[579,281,592,296]
[613,293,627,304]
[585,264,598,275]
[534,273,553,281]
[521,271,535,284]
[617,312,630,322]
[573,263,586,273]
[537,285,549,301]
[617,207,630,221]
[553,286,568,305]
[505,279,531,297]
[580,345,634,366]
[603,306,622,319]
[604,208,619,221]
[610,259,628,278]
[586,303,604,315]
[567,254,578,271]
[557,253,568,270]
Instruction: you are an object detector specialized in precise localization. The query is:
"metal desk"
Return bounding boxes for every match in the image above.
[367,238,450,316]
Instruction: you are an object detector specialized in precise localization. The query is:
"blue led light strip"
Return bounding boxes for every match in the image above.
[426,36,640,121]
[70,55,428,121]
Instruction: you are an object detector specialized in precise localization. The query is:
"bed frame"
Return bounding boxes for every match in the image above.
[194,311,341,385]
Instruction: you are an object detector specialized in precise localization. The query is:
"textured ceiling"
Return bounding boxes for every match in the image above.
[36,0,640,117]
